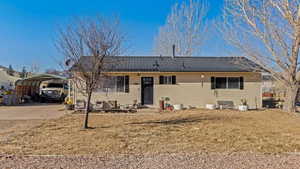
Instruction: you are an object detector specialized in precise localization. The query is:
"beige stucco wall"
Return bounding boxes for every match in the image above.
[75,72,262,109]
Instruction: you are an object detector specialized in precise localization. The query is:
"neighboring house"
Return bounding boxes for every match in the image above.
[262,73,300,106]
[262,74,276,93]
[72,56,262,109]
[0,68,20,90]
[261,73,285,98]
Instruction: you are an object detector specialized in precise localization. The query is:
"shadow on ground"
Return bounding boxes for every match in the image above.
[127,116,237,125]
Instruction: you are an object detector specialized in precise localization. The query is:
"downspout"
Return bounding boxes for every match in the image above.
[68,79,71,100]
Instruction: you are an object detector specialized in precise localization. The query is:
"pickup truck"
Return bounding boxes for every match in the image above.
[40,83,67,103]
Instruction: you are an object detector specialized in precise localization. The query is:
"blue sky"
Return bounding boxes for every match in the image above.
[0,0,227,71]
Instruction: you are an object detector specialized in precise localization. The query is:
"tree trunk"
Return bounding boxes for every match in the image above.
[283,86,298,113]
[83,91,93,129]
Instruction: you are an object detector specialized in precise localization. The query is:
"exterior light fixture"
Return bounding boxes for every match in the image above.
[201,75,205,87]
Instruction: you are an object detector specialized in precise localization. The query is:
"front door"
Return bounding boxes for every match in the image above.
[141,77,154,105]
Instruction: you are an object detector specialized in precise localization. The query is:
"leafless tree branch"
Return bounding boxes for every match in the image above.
[220,0,300,112]
[153,0,208,56]
[55,16,126,128]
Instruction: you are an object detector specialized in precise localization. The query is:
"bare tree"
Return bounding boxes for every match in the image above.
[220,0,300,112]
[56,16,125,129]
[45,69,63,76]
[154,0,208,56]
[30,62,40,74]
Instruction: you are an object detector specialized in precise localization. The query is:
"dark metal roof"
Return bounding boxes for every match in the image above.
[262,74,274,81]
[76,56,259,72]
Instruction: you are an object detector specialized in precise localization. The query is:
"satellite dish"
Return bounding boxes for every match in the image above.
[65,59,71,66]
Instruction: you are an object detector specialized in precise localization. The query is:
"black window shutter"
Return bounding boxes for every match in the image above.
[172,76,176,84]
[159,76,164,84]
[125,75,129,93]
[240,77,244,90]
[211,77,215,89]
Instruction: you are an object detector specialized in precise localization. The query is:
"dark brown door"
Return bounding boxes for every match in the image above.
[141,77,154,105]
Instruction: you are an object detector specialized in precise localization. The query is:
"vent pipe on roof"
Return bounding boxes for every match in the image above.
[172,44,176,59]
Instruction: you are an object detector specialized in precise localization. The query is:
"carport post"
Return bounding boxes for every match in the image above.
[68,79,71,100]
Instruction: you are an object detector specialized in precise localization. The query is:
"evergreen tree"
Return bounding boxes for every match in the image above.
[7,65,14,76]
[21,66,27,78]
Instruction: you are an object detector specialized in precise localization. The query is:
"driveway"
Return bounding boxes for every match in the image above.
[0,103,66,120]
[0,103,68,139]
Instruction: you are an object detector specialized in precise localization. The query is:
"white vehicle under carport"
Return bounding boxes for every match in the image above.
[15,74,68,103]
[40,82,68,103]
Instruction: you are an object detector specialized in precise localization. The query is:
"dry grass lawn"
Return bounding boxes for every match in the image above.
[2,109,300,155]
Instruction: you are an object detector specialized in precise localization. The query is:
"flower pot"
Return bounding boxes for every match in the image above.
[159,100,165,110]
[238,105,248,111]
[65,104,74,110]
[206,104,216,110]
[174,104,183,110]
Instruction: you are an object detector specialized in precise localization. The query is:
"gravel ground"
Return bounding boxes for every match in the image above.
[1,152,300,169]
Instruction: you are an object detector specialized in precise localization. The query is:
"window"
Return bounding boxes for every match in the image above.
[228,77,240,89]
[215,77,227,89]
[164,76,173,84]
[116,76,125,92]
[159,76,176,85]
[63,84,69,90]
[47,83,64,88]
[100,76,129,93]
[211,77,244,89]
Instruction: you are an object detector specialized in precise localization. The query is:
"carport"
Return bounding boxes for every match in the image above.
[15,74,67,101]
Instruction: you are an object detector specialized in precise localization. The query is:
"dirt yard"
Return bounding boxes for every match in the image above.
[0,103,66,120]
[1,109,300,155]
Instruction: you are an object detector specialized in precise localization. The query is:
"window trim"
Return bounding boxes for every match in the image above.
[99,75,129,93]
[228,77,240,89]
[215,77,227,89]
[159,75,176,85]
[212,76,244,90]
[116,76,126,92]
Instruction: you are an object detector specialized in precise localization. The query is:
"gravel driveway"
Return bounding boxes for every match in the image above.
[1,152,300,169]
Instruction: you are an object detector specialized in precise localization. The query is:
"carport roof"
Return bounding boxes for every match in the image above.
[21,74,67,81]
[15,74,67,85]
